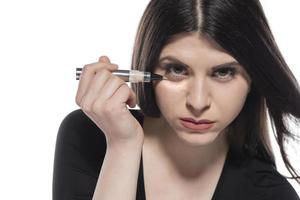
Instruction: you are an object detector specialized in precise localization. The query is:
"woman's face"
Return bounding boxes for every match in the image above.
[152,32,251,146]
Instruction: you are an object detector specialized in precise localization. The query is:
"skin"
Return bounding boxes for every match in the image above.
[142,32,252,198]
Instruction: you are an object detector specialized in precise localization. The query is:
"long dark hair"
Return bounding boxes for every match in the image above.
[130,0,300,183]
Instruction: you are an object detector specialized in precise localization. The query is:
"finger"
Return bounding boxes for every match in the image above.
[98,55,111,63]
[99,55,136,108]
[75,62,118,106]
[107,83,137,110]
[91,76,127,110]
[126,89,137,108]
[80,69,113,111]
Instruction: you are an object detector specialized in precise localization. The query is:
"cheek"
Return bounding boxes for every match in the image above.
[153,81,184,112]
[215,80,250,122]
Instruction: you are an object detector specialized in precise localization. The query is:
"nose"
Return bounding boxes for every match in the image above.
[186,78,211,114]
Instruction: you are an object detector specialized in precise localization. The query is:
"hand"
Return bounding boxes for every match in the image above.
[75,56,144,147]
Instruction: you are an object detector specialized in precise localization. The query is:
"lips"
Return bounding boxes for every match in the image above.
[180,120,215,131]
[180,118,215,124]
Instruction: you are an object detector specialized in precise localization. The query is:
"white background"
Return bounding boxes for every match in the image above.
[0,0,299,199]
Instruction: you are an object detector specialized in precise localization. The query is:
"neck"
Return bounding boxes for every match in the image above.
[143,115,229,178]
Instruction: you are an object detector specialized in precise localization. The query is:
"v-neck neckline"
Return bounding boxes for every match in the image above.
[137,145,232,200]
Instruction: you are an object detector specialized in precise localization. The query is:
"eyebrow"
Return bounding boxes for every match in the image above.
[158,56,240,70]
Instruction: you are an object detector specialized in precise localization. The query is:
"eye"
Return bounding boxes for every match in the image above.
[212,66,237,80]
[163,64,188,78]
[160,63,238,81]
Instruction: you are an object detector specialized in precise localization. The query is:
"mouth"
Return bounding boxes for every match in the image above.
[179,119,215,131]
[180,117,215,124]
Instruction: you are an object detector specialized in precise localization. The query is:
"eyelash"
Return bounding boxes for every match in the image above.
[163,64,237,81]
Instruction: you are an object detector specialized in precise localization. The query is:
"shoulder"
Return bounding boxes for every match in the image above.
[55,109,107,172]
[243,156,299,200]
[56,109,104,145]
[58,108,144,133]
[54,109,144,176]
[216,150,299,200]
[56,108,144,151]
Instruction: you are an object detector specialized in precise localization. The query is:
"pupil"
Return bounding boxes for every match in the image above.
[174,67,182,73]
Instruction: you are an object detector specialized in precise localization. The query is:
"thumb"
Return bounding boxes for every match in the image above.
[98,55,111,63]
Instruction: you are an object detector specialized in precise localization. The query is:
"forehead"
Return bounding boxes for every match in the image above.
[159,32,236,63]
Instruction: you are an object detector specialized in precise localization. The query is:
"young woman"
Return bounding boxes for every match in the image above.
[53,0,300,199]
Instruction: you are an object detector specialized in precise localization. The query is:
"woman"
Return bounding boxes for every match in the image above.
[53,0,300,199]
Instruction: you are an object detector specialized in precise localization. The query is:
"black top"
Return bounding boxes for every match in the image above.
[52,109,300,200]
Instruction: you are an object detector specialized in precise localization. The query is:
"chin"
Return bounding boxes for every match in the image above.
[176,130,222,147]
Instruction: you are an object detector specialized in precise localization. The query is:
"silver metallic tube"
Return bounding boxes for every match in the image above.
[76,68,166,83]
